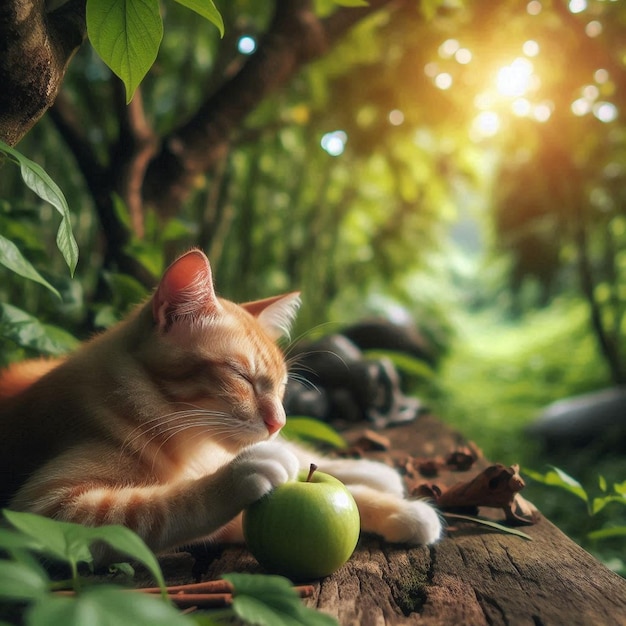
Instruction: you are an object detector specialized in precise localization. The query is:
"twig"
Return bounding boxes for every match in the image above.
[55,579,314,610]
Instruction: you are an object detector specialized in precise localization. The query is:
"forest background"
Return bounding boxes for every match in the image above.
[1,0,625,575]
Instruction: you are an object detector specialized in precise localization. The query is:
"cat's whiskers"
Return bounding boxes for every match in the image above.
[282,322,339,361]
[125,402,257,469]
[119,406,235,460]
[287,371,320,393]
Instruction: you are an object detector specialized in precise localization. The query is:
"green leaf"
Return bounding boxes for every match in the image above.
[0,560,49,602]
[172,0,224,36]
[588,526,626,541]
[443,513,533,541]
[3,512,167,595]
[523,466,589,505]
[0,303,79,355]
[0,234,61,297]
[281,417,347,449]
[82,525,167,593]
[613,481,626,497]
[598,475,607,492]
[332,0,369,6]
[224,573,338,626]
[0,528,45,553]
[0,141,78,275]
[3,510,93,566]
[86,0,164,103]
[25,586,192,626]
[363,350,435,381]
[591,495,626,516]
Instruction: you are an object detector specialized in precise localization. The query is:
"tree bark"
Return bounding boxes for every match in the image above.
[0,0,86,146]
[142,0,403,215]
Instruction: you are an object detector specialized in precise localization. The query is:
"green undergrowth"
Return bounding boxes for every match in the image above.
[431,299,626,575]
[433,300,610,463]
[0,510,338,626]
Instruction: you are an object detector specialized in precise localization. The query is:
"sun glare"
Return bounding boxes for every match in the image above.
[496,58,534,97]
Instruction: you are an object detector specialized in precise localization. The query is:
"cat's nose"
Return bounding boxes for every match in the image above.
[262,401,286,435]
[264,417,283,435]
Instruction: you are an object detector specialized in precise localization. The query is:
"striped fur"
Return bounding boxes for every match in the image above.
[0,250,441,560]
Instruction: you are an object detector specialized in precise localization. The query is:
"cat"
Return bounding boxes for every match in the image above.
[0,249,441,560]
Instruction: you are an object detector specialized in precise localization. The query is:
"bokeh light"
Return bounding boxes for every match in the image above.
[388,110,405,126]
[321,131,347,156]
[237,36,256,55]
[522,40,540,57]
[527,1,542,16]
[569,0,587,14]
[435,73,453,90]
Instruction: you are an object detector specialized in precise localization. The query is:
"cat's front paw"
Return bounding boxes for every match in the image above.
[231,441,299,506]
[383,499,443,545]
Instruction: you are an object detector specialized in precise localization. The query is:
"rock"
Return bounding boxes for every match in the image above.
[528,386,626,451]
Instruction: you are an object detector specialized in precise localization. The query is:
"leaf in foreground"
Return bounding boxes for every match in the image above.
[86,0,163,103]
[173,0,224,36]
[224,573,338,626]
[0,560,49,602]
[25,586,191,626]
[3,511,166,593]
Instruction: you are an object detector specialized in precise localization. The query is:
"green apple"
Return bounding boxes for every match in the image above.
[242,464,361,580]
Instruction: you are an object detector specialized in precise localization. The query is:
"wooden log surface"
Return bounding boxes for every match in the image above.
[155,415,626,626]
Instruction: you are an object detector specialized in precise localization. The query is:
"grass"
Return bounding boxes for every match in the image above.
[433,300,610,462]
[429,299,626,575]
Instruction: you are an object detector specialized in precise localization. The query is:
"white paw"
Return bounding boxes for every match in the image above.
[317,458,406,498]
[383,499,443,545]
[231,441,299,505]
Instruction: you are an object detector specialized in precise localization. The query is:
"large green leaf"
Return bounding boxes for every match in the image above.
[0,141,78,276]
[173,0,224,36]
[86,0,164,103]
[0,303,78,355]
[0,560,49,602]
[3,511,93,566]
[225,573,338,626]
[0,234,60,298]
[3,511,167,594]
[82,525,166,593]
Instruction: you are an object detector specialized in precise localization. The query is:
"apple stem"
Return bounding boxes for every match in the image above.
[306,463,318,483]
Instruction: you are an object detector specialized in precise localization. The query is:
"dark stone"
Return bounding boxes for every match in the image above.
[527,386,626,451]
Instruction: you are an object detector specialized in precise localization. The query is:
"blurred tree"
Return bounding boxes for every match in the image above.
[1,0,625,385]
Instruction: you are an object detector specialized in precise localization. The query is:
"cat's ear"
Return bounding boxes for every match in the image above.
[152,249,220,330]
[241,292,301,340]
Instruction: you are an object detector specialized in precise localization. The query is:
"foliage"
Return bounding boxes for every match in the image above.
[86,0,223,102]
[0,510,337,626]
[224,573,338,626]
[522,467,626,576]
[523,467,626,519]
[435,302,626,575]
[0,141,78,288]
[281,417,348,449]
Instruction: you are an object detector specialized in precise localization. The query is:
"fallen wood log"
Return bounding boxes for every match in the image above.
[154,414,626,626]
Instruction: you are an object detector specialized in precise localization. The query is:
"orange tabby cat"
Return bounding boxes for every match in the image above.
[0,250,441,558]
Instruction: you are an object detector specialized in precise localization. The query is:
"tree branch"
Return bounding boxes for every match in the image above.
[143,0,402,214]
[110,80,158,238]
[0,0,86,146]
